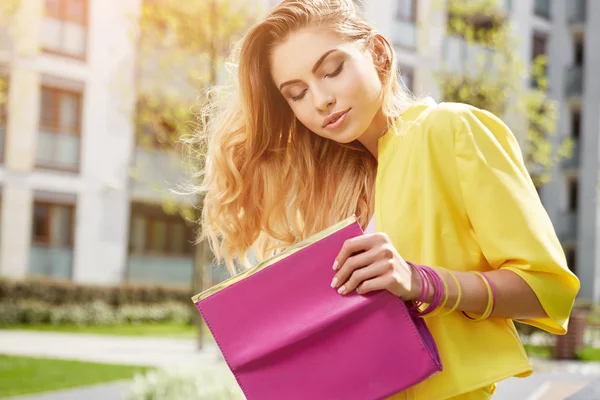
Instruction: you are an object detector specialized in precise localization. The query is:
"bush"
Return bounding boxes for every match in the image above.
[127,365,244,400]
[0,299,195,327]
[0,302,21,324]
[49,304,90,326]
[0,278,193,307]
[19,300,51,324]
[117,302,192,325]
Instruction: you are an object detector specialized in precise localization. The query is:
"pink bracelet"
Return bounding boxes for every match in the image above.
[406,262,429,312]
[406,262,445,317]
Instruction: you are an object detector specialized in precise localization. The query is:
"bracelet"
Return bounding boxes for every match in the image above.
[411,265,444,317]
[427,270,449,318]
[481,272,497,316]
[443,269,462,316]
[406,262,429,313]
[461,271,495,321]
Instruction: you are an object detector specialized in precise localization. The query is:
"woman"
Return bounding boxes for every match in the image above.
[194,0,580,398]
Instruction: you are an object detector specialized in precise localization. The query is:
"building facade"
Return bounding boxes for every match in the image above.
[0,0,599,300]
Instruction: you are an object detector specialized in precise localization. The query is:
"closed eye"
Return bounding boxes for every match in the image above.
[290,89,307,102]
[325,62,344,79]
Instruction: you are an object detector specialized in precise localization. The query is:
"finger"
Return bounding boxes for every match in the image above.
[340,260,390,295]
[331,248,378,290]
[356,273,394,295]
[334,233,381,271]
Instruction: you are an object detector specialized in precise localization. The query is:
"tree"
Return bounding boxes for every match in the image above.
[133,0,259,349]
[0,0,20,137]
[438,0,572,186]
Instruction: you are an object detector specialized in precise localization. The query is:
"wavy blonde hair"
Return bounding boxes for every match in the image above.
[193,0,414,275]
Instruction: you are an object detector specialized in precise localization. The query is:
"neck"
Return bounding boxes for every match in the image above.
[358,108,390,160]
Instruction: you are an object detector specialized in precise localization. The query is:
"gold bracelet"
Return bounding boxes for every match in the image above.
[443,269,462,316]
[461,271,493,322]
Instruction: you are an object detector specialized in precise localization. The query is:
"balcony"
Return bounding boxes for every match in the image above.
[29,246,73,279]
[126,255,194,287]
[568,0,586,36]
[534,0,551,19]
[392,19,417,49]
[562,138,580,169]
[565,65,583,103]
[36,131,80,171]
[556,211,578,244]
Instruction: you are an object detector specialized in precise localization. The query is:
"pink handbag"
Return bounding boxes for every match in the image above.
[192,215,442,400]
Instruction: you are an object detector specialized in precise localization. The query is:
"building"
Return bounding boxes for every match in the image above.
[1,0,599,300]
[0,0,198,288]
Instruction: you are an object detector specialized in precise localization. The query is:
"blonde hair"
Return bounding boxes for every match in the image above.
[192,0,414,275]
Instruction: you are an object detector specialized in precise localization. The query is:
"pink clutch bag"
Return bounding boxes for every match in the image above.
[192,215,442,400]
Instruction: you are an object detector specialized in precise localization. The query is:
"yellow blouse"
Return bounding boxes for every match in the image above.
[376,101,580,399]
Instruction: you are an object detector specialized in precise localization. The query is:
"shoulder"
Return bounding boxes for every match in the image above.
[410,101,515,147]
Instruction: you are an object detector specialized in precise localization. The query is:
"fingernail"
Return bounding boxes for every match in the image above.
[330,277,338,288]
[337,285,346,295]
[332,261,339,271]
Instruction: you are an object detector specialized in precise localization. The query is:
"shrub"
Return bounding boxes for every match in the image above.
[127,364,243,400]
[0,278,192,307]
[0,298,195,327]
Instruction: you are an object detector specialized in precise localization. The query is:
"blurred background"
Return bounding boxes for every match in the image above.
[0,0,599,399]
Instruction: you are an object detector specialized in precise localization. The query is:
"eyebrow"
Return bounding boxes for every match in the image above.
[278,49,339,91]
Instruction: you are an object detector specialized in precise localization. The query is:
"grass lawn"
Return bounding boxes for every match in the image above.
[0,354,151,398]
[0,322,210,339]
[524,344,600,361]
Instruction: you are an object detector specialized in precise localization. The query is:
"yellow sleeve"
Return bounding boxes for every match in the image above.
[450,103,580,335]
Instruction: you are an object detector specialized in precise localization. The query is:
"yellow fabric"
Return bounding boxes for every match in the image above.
[387,384,495,400]
[375,101,580,399]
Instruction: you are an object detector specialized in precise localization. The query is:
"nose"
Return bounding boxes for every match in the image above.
[314,88,335,112]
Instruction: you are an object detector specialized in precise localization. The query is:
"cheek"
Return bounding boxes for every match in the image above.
[342,63,382,103]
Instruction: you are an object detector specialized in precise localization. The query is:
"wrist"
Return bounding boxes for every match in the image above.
[406,261,430,302]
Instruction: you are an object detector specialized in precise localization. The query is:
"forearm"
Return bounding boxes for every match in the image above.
[425,268,548,320]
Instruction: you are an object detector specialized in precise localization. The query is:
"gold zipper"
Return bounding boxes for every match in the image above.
[191,215,358,303]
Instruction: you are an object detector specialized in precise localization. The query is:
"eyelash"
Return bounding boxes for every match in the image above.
[325,62,345,79]
[290,62,345,102]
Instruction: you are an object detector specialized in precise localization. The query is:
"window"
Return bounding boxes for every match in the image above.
[400,67,414,92]
[532,33,548,60]
[574,40,584,66]
[565,248,576,274]
[30,201,75,279]
[533,0,551,19]
[396,0,417,22]
[32,202,75,247]
[41,0,88,59]
[129,204,194,256]
[37,86,82,171]
[572,111,581,140]
[568,179,579,212]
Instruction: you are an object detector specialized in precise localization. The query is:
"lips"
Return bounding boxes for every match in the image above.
[322,109,350,128]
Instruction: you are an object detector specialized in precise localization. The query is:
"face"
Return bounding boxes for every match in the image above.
[270,26,386,144]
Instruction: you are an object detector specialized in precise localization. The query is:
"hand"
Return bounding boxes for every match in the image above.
[330,233,421,300]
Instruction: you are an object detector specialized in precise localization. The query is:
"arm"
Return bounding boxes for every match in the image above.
[424,268,548,320]
[332,103,579,334]
[439,103,579,332]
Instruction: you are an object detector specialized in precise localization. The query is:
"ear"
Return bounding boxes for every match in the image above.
[371,34,391,69]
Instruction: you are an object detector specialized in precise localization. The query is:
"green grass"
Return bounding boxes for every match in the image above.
[0,354,151,398]
[524,344,600,361]
[0,322,201,338]
[524,344,553,358]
